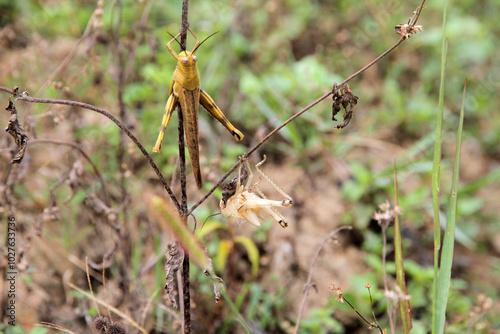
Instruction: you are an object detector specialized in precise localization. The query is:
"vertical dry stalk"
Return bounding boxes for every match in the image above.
[293,226,352,333]
[177,1,191,333]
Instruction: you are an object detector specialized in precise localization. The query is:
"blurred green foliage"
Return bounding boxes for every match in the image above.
[2,0,499,332]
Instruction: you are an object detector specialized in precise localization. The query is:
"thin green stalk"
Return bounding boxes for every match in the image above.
[394,164,412,333]
[435,81,466,333]
[432,0,449,330]
[220,289,252,334]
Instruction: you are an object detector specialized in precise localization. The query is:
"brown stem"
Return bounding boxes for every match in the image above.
[29,139,111,205]
[341,296,384,334]
[178,1,191,333]
[187,37,406,216]
[0,87,182,212]
[293,226,352,334]
[113,0,129,202]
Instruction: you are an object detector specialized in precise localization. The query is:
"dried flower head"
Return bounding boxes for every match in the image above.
[108,321,126,334]
[373,200,401,227]
[335,287,344,303]
[395,3,425,39]
[94,316,109,331]
[395,24,423,39]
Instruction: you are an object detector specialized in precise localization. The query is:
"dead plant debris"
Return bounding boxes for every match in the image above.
[331,83,358,129]
[164,241,184,309]
[4,88,29,164]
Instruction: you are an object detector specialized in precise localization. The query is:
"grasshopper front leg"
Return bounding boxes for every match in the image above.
[200,89,244,141]
[153,82,178,153]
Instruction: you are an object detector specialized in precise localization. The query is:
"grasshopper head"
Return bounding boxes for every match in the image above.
[178,51,198,66]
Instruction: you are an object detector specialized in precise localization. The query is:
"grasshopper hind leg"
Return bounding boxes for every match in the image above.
[153,93,178,153]
[199,89,244,141]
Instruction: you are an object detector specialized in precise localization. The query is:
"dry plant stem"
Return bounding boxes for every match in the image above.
[109,2,139,312]
[0,86,182,212]
[367,287,381,327]
[178,109,188,211]
[178,1,191,333]
[32,8,96,101]
[381,223,395,333]
[177,107,191,334]
[188,37,405,216]
[38,322,78,334]
[125,0,152,81]
[293,226,352,334]
[68,282,148,334]
[113,0,129,202]
[29,139,111,205]
[341,297,384,334]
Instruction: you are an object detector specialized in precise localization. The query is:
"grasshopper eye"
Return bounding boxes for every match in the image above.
[180,57,189,64]
[192,55,198,62]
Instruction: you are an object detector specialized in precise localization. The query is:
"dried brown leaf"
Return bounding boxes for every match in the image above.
[5,98,28,164]
[331,83,358,129]
[164,241,184,309]
[203,248,224,303]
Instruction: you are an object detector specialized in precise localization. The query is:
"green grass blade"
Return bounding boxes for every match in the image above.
[235,235,260,276]
[435,81,466,334]
[432,0,449,329]
[219,287,252,333]
[149,196,208,268]
[394,164,412,333]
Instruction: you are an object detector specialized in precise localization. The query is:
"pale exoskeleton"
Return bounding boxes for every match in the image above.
[220,156,292,228]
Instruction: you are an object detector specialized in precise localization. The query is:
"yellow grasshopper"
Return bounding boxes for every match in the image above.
[153,28,244,189]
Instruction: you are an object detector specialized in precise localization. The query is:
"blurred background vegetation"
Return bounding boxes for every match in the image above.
[1,0,499,333]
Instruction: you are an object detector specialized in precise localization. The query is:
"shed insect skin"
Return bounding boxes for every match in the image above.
[153,28,244,189]
[220,156,292,228]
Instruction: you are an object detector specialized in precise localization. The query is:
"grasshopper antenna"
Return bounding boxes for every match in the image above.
[201,212,221,230]
[192,31,219,54]
[167,31,182,48]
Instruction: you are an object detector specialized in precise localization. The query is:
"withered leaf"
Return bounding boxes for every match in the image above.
[331,83,358,129]
[164,241,184,309]
[5,99,29,164]
[203,248,223,303]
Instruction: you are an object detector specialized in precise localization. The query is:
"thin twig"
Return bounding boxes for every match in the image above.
[113,0,130,203]
[178,109,188,212]
[125,0,153,81]
[0,87,181,212]
[178,1,191,333]
[341,296,384,334]
[32,6,97,101]
[188,38,405,216]
[177,92,191,334]
[29,138,111,204]
[381,222,395,333]
[293,226,352,334]
[189,1,429,215]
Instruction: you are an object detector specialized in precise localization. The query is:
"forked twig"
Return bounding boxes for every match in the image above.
[0,86,181,212]
[29,138,111,204]
[68,282,148,334]
[177,1,191,333]
[293,226,352,333]
[188,0,427,215]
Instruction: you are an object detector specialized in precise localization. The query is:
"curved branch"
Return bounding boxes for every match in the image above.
[29,138,111,205]
[0,87,181,212]
[188,37,405,216]
[293,226,353,334]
